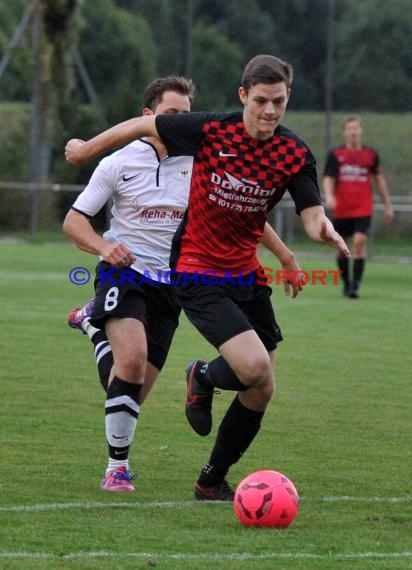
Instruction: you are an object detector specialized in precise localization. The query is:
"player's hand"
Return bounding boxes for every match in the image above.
[320,220,350,258]
[280,254,304,298]
[65,139,87,165]
[100,242,136,268]
[384,204,394,223]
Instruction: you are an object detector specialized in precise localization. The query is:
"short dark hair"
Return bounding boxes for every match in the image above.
[241,54,293,90]
[342,114,362,128]
[143,76,195,111]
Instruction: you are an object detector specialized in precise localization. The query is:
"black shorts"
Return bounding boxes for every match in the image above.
[173,272,283,351]
[333,216,371,237]
[90,261,181,371]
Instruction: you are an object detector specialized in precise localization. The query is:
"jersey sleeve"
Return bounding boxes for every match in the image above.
[371,149,380,174]
[288,160,322,214]
[155,112,207,156]
[323,150,338,177]
[155,111,233,156]
[71,158,116,217]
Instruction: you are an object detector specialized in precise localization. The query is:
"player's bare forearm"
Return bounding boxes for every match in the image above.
[301,205,350,257]
[63,210,136,267]
[65,116,158,165]
[375,174,394,222]
[260,222,295,265]
[260,222,303,297]
[63,209,109,255]
[322,176,336,211]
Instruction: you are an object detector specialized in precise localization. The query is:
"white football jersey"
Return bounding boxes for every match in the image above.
[72,139,193,279]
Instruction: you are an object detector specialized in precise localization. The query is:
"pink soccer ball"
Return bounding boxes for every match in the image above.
[234,470,299,528]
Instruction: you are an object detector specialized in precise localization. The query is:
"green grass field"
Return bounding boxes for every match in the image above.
[0,242,411,569]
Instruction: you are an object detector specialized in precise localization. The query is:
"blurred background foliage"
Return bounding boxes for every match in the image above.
[0,0,411,233]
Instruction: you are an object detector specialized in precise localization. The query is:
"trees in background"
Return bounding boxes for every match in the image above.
[79,0,157,124]
[334,0,412,112]
[2,0,412,118]
[1,0,411,196]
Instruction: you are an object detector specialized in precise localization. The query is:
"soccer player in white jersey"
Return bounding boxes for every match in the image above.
[64,76,195,492]
[63,76,304,493]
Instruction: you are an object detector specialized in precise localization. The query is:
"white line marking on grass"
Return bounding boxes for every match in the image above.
[323,496,412,503]
[0,500,205,513]
[0,551,411,561]
[0,271,67,282]
[1,495,411,513]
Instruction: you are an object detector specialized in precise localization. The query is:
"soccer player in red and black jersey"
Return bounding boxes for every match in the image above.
[323,115,393,298]
[66,54,350,501]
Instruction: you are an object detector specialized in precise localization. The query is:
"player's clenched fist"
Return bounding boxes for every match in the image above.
[65,138,86,165]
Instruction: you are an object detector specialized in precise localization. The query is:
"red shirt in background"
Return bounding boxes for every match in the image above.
[324,145,380,218]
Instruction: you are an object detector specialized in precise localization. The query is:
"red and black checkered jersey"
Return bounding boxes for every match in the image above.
[324,145,380,219]
[156,112,322,275]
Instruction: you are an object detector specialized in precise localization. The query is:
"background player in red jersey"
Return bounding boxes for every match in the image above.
[65,54,349,502]
[323,115,393,298]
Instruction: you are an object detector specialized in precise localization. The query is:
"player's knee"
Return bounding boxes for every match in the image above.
[353,236,367,256]
[240,376,275,409]
[265,380,276,400]
[252,380,275,407]
[119,350,147,380]
[354,246,366,258]
[237,354,271,387]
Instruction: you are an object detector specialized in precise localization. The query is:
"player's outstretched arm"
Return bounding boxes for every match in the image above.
[63,209,136,268]
[260,222,304,298]
[65,115,159,165]
[300,205,350,258]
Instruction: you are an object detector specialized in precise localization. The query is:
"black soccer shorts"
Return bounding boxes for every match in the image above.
[173,271,283,351]
[90,261,181,371]
[333,216,371,237]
